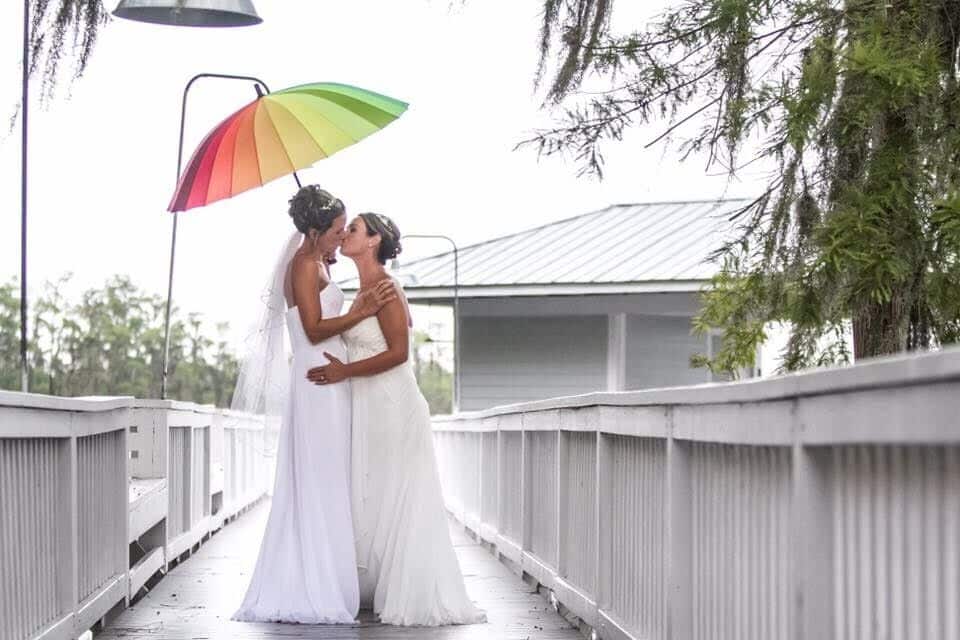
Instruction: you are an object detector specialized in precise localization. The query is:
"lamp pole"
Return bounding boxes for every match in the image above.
[401,234,460,412]
[161,73,304,399]
[19,0,30,392]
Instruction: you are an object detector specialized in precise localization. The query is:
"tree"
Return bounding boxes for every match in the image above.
[530,0,960,373]
[26,0,109,103]
[0,282,22,390]
[412,330,453,415]
[0,275,239,406]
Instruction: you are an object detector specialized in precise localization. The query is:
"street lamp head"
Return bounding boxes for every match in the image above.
[113,0,262,27]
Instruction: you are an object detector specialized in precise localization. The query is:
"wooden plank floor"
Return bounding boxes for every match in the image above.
[99,500,582,639]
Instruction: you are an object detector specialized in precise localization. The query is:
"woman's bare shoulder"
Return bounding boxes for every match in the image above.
[289,252,317,277]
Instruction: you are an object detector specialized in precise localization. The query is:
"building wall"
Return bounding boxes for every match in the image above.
[459,315,608,411]
[624,314,709,389]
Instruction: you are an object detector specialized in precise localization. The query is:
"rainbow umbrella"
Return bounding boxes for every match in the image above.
[168,82,408,212]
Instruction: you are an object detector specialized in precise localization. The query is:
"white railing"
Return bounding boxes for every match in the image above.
[0,393,276,640]
[433,348,960,640]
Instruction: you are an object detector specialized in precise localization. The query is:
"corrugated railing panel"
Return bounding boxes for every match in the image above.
[450,432,466,511]
[462,432,481,522]
[0,438,64,640]
[242,428,254,496]
[690,443,791,640]
[832,445,960,640]
[607,435,667,639]
[167,427,190,538]
[481,431,499,527]
[77,430,125,601]
[499,431,523,544]
[223,427,236,505]
[190,427,209,524]
[433,431,455,508]
[560,431,596,596]
[237,429,249,497]
[526,430,558,567]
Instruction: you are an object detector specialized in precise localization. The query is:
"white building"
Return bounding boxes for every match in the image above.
[349,199,752,411]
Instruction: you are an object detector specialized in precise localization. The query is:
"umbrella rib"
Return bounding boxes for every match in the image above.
[265,98,332,159]
[299,87,404,123]
[272,94,362,149]
[257,101,297,179]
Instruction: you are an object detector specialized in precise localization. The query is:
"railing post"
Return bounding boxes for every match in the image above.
[556,427,568,581]
[666,413,693,640]
[520,416,529,558]
[596,430,613,616]
[474,427,483,532]
[792,437,834,639]
[496,426,503,552]
[120,424,131,605]
[59,435,79,624]
[475,428,481,530]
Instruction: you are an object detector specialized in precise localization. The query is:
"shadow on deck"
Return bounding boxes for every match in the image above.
[97,501,583,639]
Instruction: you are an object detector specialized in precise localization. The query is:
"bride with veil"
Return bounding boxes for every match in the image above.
[229,185,394,624]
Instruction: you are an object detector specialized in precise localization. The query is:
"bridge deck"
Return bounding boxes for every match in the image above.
[98,500,582,639]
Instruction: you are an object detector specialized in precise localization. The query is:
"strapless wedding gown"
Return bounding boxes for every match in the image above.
[233,281,359,624]
[345,298,486,626]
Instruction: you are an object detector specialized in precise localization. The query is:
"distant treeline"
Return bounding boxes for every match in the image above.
[1,276,454,414]
[0,275,238,406]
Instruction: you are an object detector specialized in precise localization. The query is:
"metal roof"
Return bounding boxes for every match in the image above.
[342,199,748,298]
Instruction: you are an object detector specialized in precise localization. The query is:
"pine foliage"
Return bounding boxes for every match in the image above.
[532,0,960,372]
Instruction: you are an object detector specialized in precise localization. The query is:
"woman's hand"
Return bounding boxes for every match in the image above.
[350,279,397,318]
[307,353,349,385]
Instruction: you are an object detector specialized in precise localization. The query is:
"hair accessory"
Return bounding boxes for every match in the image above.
[374,213,395,238]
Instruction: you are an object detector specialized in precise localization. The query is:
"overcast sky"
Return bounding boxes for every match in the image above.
[1,1,768,346]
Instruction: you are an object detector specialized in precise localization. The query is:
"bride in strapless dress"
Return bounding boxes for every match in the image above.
[307,213,486,627]
[232,187,394,624]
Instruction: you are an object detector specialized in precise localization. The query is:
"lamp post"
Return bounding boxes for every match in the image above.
[19,0,30,391]
[396,235,460,412]
[112,0,265,401]
[160,73,305,399]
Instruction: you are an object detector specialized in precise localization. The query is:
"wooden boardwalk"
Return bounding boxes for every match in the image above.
[98,501,583,639]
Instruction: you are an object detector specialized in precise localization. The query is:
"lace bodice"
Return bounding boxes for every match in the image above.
[344,316,389,359]
[344,278,408,360]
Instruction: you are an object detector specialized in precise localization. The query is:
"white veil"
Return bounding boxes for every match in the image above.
[228,231,303,466]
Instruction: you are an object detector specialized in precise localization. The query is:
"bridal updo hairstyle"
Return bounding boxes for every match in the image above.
[359,213,402,265]
[288,184,345,235]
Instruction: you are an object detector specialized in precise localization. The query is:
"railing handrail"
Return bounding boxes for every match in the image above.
[133,398,217,412]
[0,391,133,412]
[433,344,960,421]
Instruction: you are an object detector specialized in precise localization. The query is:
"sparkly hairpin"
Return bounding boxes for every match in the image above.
[375,213,395,237]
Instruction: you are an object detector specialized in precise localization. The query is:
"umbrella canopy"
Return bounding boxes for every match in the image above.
[168,82,408,212]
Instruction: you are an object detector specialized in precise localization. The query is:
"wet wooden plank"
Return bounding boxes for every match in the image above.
[99,501,582,639]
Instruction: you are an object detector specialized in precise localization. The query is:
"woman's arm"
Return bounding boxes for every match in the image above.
[306,295,409,384]
[291,256,396,344]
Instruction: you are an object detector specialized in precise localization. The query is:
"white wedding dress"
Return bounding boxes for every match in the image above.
[233,280,359,624]
[345,287,486,626]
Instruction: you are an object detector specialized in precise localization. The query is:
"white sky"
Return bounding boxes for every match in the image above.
[1,1,769,348]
